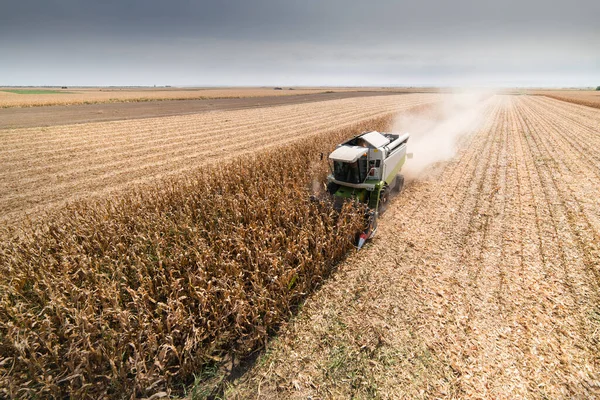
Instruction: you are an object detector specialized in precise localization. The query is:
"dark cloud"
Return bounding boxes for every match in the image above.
[1,0,598,86]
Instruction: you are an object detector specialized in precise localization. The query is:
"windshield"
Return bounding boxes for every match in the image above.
[332,156,368,183]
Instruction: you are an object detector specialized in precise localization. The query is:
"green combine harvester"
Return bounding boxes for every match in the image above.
[326,130,410,249]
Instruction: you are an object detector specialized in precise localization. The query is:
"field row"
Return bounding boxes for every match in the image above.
[0,93,442,224]
[230,95,600,399]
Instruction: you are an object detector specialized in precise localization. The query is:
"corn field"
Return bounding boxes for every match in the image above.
[0,115,393,398]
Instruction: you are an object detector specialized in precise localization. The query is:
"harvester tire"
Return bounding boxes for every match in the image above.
[327,182,340,195]
[378,186,390,213]
[394,174,405,193]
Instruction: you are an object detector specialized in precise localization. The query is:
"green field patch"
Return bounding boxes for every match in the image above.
[2,89,73,94]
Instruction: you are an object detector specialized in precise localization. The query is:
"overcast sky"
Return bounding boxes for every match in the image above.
[1,0,598,87]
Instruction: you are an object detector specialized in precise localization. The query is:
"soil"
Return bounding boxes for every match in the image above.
[0,91,409,129]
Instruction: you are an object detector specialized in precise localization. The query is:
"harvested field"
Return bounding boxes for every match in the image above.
[0,91,411,129]
[0,93,441,225]
[534,90,600,109]
[228,95,600,399]
[0,87,426,108]
[0,87,338,108]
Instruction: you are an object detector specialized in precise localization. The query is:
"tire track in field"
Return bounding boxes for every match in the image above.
[363,97,505,396]
[384,96,505,396]
[321,95,504,397]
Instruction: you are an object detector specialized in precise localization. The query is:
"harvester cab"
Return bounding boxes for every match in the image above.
[326,131,410,248]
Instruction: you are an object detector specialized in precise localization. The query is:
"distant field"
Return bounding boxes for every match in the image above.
[1,89,73,95]
[532,89,600,109]
[0,91,411,129]
[0,87,420,108]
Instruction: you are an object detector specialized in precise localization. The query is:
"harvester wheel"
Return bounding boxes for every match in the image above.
[394,174,405,193]
[326,182,340,195]
[378,186,390,213]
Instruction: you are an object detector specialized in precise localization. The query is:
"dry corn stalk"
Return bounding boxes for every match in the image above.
[0,115,394,398]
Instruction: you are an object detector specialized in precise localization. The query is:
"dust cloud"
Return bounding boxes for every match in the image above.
[394,90,494,180]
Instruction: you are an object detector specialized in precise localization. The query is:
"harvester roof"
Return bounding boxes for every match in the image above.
[328,146,368,163]
[360,131,390,148]
[328,131,402,163]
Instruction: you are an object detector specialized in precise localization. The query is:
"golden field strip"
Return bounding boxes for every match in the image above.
[0,93,441,225]
[0,87,404,108]
[532,90,600,109]
[0,87,330,107]
[229,95,600,399]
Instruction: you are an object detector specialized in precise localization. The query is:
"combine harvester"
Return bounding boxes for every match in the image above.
[325,131,411,249]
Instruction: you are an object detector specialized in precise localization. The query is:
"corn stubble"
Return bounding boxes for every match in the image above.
[0,116,392,398]
[533,91,600,109]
